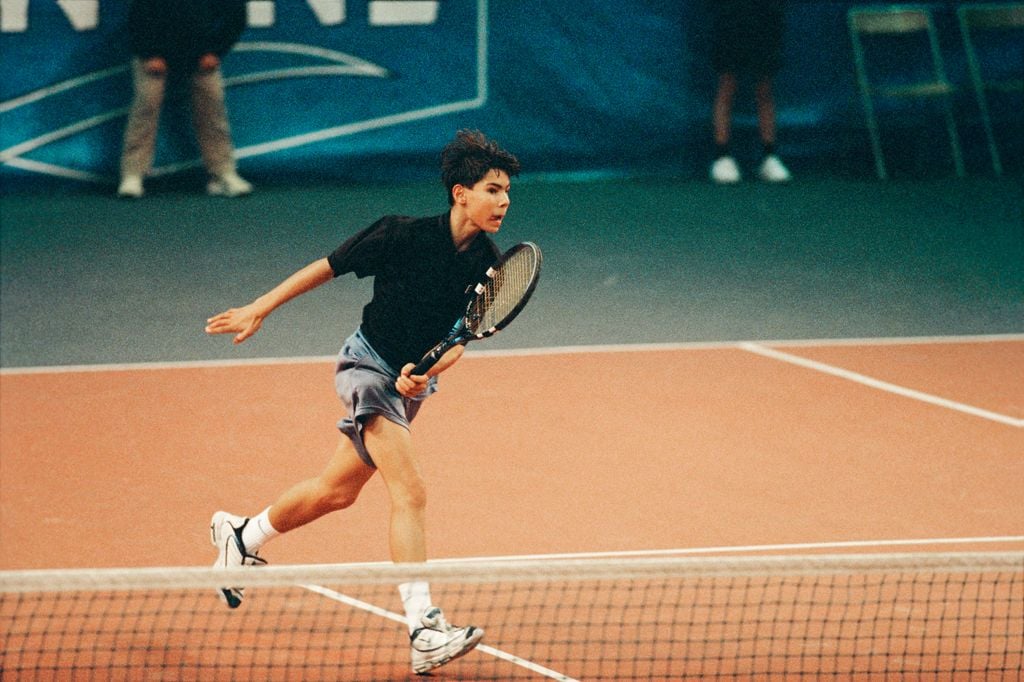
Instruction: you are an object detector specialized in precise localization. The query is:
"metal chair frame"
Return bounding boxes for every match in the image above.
[848,5,964,179]
[957,3,1024,176]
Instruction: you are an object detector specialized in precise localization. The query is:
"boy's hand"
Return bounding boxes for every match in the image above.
[205,305,263,344]
[198,53,220,72]
[143,56,167,75]
[396,364,429,398]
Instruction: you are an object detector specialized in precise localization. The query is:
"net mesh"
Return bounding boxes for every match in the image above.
[471,244,539,335]
[2,552,1021,681]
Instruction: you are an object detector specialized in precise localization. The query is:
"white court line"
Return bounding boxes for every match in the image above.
[0,355,339,375]
[301,583,577,681]
[289,535,1024,680]
[291,534,1024,679]
[740,342,1023,428]
[3,333,1022,375]
[3,337,1016,676]
[442,535,1024,562]
[467,332,1024,358]
[4,337,1020,427]
[268,536,1024,571]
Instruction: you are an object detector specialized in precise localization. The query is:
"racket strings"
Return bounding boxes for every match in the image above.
[471,248,537,333]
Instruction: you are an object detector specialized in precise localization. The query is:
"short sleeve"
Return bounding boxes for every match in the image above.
[326,216,397,278]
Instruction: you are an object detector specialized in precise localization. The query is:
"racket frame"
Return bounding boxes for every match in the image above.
[411,241,542,375]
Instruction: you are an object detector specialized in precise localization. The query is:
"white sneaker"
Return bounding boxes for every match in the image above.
[409,607,484,674]
[207,172,253,197]
[210,511,266,608]
[710,156,741,184]
[758,154,792,183]
[117,175,144,198]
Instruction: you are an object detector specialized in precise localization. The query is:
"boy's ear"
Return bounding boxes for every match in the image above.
[452,184,467,205]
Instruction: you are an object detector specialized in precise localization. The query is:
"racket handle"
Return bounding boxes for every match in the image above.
[411,342,449,376]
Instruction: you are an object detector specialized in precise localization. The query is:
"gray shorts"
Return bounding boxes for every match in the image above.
[335,328,437,468]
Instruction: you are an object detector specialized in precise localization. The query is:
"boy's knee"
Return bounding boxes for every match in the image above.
[391,478,427,513]
[319,481,361,511]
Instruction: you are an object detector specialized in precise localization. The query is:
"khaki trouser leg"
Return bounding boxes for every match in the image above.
[191,67,236,178]
[120,58,165,178]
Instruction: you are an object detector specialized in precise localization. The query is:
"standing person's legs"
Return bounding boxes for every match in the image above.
[754,75,791,182]
[753,1,790,182]
[713,72,738,149]
[191,67,252,195]
[711,73,742,183]
[118,58,165,196]
[755,76,776,148]
[190,66,234,177]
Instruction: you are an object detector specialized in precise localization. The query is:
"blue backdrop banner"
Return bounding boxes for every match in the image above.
[1,0,1020,190]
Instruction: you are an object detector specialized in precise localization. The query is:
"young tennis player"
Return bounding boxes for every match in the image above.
[204,129,519,674]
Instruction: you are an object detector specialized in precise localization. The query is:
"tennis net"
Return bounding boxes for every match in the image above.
[2,552,1021,680]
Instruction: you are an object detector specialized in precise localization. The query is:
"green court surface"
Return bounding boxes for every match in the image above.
[1,176,1021,368]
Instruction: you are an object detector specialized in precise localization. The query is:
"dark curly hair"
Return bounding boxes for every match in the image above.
[440,130,521,205]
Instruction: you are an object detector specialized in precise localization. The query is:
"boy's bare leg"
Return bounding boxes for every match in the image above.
[359,416,483,672]
[267,437,376,533]
[361,416,427,564]
[210,437,374,607]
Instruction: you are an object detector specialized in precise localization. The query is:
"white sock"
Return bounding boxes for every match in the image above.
[399,581,433,633]
[240,507,279,554]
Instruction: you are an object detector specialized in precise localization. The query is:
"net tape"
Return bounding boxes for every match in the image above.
[2,552,1021,681]
[3,552,1022,592]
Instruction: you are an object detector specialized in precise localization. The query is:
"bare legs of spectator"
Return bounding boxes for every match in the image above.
[710,73,790,183]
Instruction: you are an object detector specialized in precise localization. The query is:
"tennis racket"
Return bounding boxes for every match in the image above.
[412,241,543,375]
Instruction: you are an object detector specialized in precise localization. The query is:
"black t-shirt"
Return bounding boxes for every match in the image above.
[327,212,501,370]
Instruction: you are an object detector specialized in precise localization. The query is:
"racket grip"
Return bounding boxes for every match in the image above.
[411,357,436,376]
[411,344,447,376]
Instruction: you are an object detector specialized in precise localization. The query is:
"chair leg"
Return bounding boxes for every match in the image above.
[942,97,966,178]
[926,14,964,178]
[864,96,887,180]
[960,16,1004,176]
[849,23,888,179]
[977,94,1004,177]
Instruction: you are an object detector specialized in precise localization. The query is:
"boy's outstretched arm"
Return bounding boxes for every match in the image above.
[205,258,334,344]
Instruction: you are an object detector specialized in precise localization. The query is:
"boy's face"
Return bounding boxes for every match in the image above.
[455,169,511,233]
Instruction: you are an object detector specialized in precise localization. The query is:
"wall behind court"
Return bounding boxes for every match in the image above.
[0,0,1019,190]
